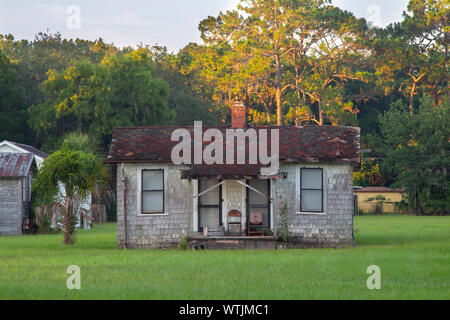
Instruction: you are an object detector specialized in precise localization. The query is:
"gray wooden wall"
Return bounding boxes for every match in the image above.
[273,163,354,247]
[0,178,22,236]
[116,162,355,249]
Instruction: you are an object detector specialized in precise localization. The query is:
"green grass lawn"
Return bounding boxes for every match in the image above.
[0,215,449,299]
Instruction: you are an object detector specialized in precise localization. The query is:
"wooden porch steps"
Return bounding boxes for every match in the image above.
[187,235,278,250]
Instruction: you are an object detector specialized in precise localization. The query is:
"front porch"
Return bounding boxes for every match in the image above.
[184,169,279,249]
[191,178,275,237]
[187,234,278,250]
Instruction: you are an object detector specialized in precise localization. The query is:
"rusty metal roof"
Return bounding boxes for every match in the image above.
[0,153,34,177]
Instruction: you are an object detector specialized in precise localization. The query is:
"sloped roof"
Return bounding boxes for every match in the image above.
[0,140,48,159]
[105,125,361,176]
[10,141,48,159]
[0,153,34,177]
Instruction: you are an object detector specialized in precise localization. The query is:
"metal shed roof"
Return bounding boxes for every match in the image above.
[0,153,34,177]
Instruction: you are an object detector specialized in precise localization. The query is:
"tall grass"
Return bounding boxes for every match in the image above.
[0,216,449,299]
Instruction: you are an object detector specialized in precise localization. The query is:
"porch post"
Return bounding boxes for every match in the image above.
[192,179,198,232]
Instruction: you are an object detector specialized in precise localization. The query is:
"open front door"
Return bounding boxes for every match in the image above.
[246,179,271,233]
[198,179,222,232]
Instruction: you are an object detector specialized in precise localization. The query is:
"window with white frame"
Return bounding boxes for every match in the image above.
[300,168,323,212]
[141,169,164,214]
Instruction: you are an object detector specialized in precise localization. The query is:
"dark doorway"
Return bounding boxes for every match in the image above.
[198,179,222,232]
[246,179,271,233]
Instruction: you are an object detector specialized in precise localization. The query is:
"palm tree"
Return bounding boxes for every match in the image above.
[34,133,109,244]
[61,132,100,155]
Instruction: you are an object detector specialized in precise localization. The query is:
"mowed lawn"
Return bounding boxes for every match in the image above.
[0,216,448,299]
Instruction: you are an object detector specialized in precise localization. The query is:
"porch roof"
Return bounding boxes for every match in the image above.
[180,164,276,180]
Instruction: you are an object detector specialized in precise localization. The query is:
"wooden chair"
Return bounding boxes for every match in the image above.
[248,211,264,236]
[227,210,242,236]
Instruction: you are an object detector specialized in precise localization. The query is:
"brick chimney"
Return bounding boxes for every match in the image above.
[231,101,246,128]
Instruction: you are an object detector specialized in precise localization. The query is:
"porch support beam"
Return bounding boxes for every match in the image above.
[192,180,225,199]
[192,179,273,202]
[234,180,273,202]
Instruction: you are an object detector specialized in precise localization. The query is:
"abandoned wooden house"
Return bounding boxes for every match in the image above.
[105,102,361,249]
[0,141,48,236]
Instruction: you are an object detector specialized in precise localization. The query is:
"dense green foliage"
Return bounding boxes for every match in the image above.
[27,48,174,151]
[196,0,371,126]
[353,155,386,187]
[0,49,26,142]
[0,216,448,299]
[375,96,450,215]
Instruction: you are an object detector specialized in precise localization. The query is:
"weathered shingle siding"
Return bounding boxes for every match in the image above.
[117,163,192,249]
[117,162,354,249]
[273,163,354,247]
[0,178,22,236]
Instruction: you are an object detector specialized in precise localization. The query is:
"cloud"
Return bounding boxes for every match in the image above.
[333,0,409,27]
[0,0,409,52]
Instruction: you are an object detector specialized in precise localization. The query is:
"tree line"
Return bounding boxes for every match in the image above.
[0,0,448,214]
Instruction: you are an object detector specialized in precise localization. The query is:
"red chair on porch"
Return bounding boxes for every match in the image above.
[248,211,264,236]
[227,210,242,236]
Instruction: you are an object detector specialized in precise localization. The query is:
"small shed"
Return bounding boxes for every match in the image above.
[354,187,405,214]
[0,153,36,235]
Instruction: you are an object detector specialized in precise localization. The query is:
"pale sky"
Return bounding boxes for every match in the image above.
[0,0,410,53]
